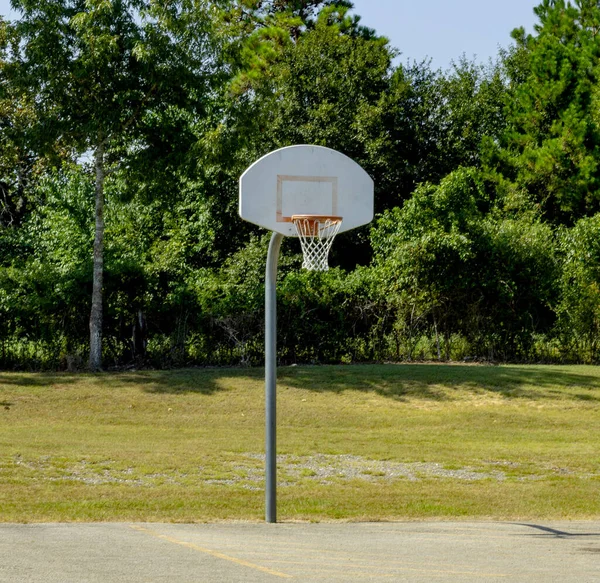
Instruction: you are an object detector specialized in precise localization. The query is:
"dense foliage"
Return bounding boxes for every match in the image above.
[2,0,600,370]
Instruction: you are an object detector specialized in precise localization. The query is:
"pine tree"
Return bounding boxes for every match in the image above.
[504,0,600,223]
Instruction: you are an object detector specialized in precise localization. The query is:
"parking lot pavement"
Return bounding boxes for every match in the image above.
[1,521,599,582]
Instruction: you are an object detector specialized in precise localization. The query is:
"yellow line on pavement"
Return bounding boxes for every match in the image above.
[129,525,293,579]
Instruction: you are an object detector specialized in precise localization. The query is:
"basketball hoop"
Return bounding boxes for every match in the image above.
[239,145,374,522]
[291,215,343,271]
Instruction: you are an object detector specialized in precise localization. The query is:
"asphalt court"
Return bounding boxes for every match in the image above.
[1,521,599,582]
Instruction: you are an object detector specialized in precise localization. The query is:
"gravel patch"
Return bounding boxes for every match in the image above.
[243,453,508,484]
[12,453,596,489]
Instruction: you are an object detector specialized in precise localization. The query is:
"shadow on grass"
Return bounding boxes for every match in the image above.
[0,373,82,388]
[130,363,600,401]
[0,369,251,396]
[122,368,265,395]
[276,364,600,402]
[1,364,599,402]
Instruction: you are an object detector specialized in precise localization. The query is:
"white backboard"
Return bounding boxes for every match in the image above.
[239,145,374,236]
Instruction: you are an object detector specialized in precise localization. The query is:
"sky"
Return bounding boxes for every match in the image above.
[349,0,540,70]
[0,0,541,71]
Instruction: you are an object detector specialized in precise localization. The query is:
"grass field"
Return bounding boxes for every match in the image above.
[1,363,599,522]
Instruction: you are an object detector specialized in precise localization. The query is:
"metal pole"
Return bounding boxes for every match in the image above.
[265,232,283,523]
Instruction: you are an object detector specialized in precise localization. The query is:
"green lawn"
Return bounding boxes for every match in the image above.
[0,364,599,522]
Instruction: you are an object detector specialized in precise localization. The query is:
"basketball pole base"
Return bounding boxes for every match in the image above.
[265,232,283,523]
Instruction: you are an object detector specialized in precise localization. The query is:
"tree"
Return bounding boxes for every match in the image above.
[556,214,600,361]
[217,0,367,92]
[8,0,214,370]
[0,15,48,229]
[371,168,558,360]
[502,0,600,223]
[371,168,487,358]
[432,58,509,177]
[355,56,510,218]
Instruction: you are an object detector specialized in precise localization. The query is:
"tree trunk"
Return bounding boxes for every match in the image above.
[89,141,106,371]
[433,313,441,361]
[132,309,146,363]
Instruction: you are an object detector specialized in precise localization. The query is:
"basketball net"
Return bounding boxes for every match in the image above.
[291,215,343,271]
